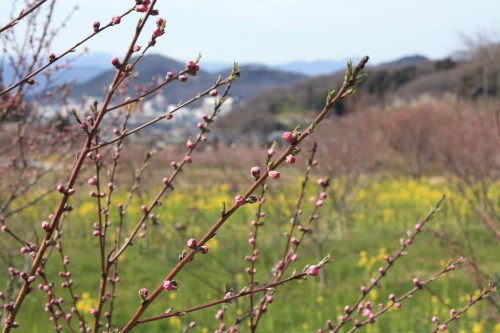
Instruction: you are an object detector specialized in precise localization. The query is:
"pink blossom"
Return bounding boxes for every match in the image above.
[307,265,320,276]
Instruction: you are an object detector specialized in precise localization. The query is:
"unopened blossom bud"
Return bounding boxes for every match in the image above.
[388,293,396,302]
[235,195,245,206]
[111,16,121,25]
[215,309,224,320]
[67,188,76,195]
[447,264,456,271]
[438,324,447,331]
[187,238,197,249]
[56,184,65,193]
[229,326,238,333]
[286,155,296,163]
[210,89,218,97]
[41,221,50,231]
[394,302,401,308]
[88,177,97,186]
[320,192,328,199]
[92,230,100,237]
[317,178,327,186]
[290,253,298,262]
[187,139,194,149]
[49,53,56,62]
[250,166,261,179]
[412,277,422,288]
[107,182,114,190]
[282,131,294,143]
[450,309,457,316]
[138,288,148,302]
[136,4,148,12]
[307,265,320,276]
[93,21,100,31]
[184,155,192,163]
[111,57,120,68]
[166,71,174,79]
[152,27,162,37]
[162,280,174,291]
[315,199,324,207]
[162,177,169,185]
[268,170,280,179]
[198,246,208,254]
[1,225,7,232]
[248,237,256,245]
[267,148,275,156]
[141,205,148,212]
[415,223,423,232]
[178,74,187,82]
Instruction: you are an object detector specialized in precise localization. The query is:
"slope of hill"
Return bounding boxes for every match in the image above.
[71,54,306,102]
[217,55,492,140]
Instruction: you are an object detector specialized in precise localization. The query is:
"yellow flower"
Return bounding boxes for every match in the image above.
[472,322,483,333]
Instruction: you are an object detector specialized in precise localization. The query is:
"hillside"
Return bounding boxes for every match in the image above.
[71,54,306,102]
[217,55,495,140]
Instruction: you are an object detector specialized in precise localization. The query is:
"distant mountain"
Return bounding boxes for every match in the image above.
[274,60,348,76]
[381,54,430,67]
[71,54,306,102]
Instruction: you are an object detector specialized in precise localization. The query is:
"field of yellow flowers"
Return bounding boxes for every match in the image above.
[3,176,499,332]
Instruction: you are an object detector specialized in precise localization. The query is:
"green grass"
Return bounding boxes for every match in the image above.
[1,176,499,333]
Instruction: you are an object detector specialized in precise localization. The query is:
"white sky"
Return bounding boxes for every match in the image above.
[1,0,499,65]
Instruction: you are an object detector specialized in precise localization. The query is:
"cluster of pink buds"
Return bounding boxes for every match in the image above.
[92,223,100,237]
[185,60,200,76]
[56,184,76,196]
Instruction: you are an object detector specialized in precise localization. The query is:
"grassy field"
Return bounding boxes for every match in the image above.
[2,175,499,333]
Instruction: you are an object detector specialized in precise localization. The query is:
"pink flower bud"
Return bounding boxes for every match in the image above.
[438,324,447,331]
[268,170,280,179]
[41,221,50,231]
[56,184,65,193]
[285,154,296,163]
[290,253,298,262]
[111,57,120,68]
[49,53,56,62]
[141,205,148,213]
[250,166,260,178]
[178,74,187,82]
[198,246,208,254]
[267,148,275,156]
[92,230,100,237]
[282,131,294,143]
[1,225,7,232]
[248,237,256,245]
[93,21,100,31]
[111,16,121,25]
[235,195,245,206]
[134,44,142,52]
[88,178,97,186]
[152,27,162,37]
[162,280,174,291]
[67,188,76,196]
[184,155,192,163]
[307,265,320,276]
[315,200,324,207]
[187,238,197,249]
[187,139,194,149]
[320,192,328,199]
[136,4,148,12]
[210,89,218,97]
[166,72,174,80]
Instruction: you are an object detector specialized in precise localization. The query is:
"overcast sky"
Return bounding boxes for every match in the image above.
[1,0,499,65]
